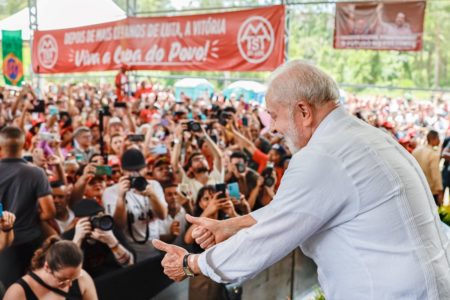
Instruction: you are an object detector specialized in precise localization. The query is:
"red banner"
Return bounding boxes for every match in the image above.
[334,1,425,51]
[32,5,285,74]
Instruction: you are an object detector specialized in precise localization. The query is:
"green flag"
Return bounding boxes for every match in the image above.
[2,30,23,86]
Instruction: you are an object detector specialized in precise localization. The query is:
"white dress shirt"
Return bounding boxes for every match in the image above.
[198,106,450,299]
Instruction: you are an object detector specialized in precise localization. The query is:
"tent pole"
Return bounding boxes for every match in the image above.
[28,0,41,96]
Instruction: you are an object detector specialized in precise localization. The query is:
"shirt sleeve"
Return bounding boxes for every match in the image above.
[150,180,167,208]
[198,150,360,284]
[34,167,52,198]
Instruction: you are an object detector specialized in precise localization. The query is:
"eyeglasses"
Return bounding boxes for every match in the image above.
[52,194,66,199]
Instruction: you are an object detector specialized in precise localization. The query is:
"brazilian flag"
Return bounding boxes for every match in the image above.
[2,30,23,86]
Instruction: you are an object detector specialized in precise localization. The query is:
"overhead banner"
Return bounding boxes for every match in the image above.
[32,5,285,74]
[2,30,24,86]
[334,1,426,51]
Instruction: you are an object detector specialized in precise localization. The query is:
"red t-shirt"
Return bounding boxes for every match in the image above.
[252,148,284,190]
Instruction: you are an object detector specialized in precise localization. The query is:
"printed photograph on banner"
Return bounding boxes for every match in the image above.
[334,1,426,51]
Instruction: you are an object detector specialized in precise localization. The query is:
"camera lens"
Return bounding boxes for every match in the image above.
[264,176,275,187]
[236,163,245,173]
[130,176,148,192]
[91,215,114,231]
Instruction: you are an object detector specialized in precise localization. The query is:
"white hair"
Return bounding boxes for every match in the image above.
[266,60,340,107]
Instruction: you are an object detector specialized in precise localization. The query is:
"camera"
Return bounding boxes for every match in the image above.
[236,162,246,173]
[261,166,275,187]
[219,111,233,126]
[90,215,114,231]
[130,176,148,192]
[186,121,202,132]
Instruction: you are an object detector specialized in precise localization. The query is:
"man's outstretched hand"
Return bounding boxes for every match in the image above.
[186,214,238,250]
[152,239,189,282]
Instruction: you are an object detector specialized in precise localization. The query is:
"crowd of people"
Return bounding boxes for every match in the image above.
[0,77,449,299]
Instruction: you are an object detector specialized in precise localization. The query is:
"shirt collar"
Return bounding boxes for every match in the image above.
[308,105,347,146]
[0,158,27,163]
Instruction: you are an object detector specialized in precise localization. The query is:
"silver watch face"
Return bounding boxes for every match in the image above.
[184,267,194,277]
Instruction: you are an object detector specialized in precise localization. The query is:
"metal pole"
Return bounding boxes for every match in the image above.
[28,0,39,94]
[283,0,291,63]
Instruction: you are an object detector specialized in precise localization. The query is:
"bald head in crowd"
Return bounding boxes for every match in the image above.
[0,126,25,158]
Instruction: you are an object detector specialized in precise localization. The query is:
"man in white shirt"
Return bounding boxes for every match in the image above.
[153,60,450,299]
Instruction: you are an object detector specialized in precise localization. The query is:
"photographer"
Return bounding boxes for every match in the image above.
[231,124,286,191]
[103,148,167,262]
[225,151,261,210]
[70,164,106,206]
[61,199,135,278]
[171,123,225,201]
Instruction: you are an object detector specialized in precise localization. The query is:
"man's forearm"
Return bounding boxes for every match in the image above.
[188,214,256,275]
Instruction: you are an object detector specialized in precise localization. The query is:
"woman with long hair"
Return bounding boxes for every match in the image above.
[4,236,97,300]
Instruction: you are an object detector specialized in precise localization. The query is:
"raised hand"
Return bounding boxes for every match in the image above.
[152,239,189,281]
[187,214,235,250]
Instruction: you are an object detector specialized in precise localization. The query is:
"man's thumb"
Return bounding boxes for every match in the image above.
[186,214,205,226]
[152,239,172,253]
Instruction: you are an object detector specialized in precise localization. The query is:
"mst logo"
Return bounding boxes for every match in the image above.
[37,34,58,68]
[238,16,275,64]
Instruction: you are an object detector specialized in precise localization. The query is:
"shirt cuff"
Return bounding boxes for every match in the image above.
[250,207,266,222]
[198,249,226,283]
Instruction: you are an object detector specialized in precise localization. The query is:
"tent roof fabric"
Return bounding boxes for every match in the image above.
[226,80,266,93]
[0,0,126,40]
[174,78,213,88]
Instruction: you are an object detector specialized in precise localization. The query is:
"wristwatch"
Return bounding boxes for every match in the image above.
[183,254,195,277]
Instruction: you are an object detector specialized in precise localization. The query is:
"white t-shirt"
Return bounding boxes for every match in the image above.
[182,168,224,202]
[103,180,166,242]
[55,209,75,233]
[158,207,187,246]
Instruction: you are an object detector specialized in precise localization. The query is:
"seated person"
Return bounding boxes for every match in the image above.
[61,199,135,279]
[4,236,97,300]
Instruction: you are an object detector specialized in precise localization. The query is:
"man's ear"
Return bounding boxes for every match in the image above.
[297,101,314,127]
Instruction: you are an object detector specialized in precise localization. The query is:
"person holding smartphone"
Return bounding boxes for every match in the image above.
[183,185,238,300]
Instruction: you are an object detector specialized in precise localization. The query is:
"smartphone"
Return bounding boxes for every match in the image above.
[242,116,248,127]
[215,183,227,199]
[227,182,240,200]
[95,165,112,176]
[29,100,45,113]
[0,203,3,218]
[152,144,168,155]
[127,134,145,142]
[49,105,59,117]
[39,132,57,142]
[75,153,84,162]
[114,101,127,108]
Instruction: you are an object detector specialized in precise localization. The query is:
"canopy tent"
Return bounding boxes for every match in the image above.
[223,80,266,104]
[0,0,126,40]
[174,78,214,101]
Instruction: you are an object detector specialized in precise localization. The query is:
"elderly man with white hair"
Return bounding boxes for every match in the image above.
[153,60,450,299]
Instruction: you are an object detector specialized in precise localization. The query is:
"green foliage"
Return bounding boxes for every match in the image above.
[1,0,449,90]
